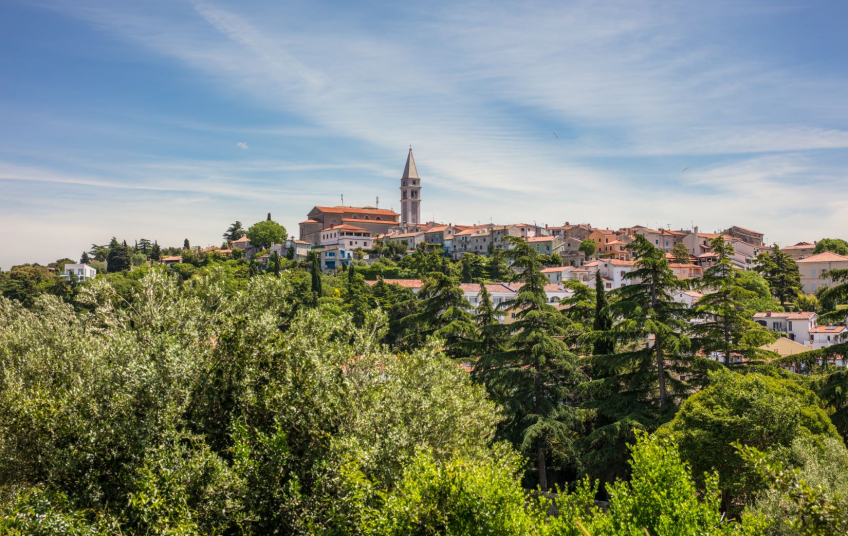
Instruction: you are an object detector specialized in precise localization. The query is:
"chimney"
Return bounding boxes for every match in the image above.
[766,310,772,317]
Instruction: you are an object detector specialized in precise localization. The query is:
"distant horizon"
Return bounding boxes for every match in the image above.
[2,0,847,268]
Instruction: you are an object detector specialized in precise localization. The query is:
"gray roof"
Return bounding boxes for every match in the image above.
[402,148,419,179]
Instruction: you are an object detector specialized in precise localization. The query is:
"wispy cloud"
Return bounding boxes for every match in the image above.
[3,0,848,266]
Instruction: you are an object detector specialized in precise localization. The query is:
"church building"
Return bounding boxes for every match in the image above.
[400,147,421,226]
[299,148,424,244]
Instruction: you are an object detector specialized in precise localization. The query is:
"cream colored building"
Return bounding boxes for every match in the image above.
[796,252,848,294]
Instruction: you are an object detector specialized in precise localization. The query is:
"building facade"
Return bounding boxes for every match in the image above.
[400,148,421,226]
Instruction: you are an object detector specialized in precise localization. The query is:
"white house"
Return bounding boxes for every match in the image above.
[753,311,818,345]
[585,259,637,290]
[796,252,848,294]
[320,224,373,250]
[61,263,97,281]
[541,266,576,284]
[810,325,847,350]
[271,238,310,260]
[461,283,517,322]
[672,291,703,308]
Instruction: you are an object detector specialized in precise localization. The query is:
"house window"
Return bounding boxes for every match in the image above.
[812,269,817,277]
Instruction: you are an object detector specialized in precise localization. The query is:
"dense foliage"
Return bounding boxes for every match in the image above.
[2,231,848,535]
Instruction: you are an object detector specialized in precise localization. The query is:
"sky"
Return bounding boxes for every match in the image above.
[1,0,847,268]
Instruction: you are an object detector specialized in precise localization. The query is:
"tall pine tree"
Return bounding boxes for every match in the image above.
[400,272,476,358]
[579,234,694,481]
[592,270,615,356]
[476,236,582,490]
[755,244,802,308]
[692,236,771,365]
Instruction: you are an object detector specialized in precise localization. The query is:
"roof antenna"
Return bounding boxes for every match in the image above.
[376,196,379,209]
[341,193,344,206]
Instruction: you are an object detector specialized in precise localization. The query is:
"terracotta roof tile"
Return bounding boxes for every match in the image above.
[796,252,848,263]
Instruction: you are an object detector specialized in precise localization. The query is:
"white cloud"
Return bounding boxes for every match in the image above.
[5,0,848,265]
[236,141,248,149]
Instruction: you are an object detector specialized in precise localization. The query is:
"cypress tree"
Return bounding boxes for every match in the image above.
[310,252,323,298]
[80,251,91,264]
[592,270,615,356]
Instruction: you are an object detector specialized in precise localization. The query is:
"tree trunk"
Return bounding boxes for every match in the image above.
[724,315,731,366]
[537,447,548,492]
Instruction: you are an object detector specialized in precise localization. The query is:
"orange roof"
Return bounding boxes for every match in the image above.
[541,266,575,273]
[459,283,515,294]
[161,255,182,262]
[365,279,424,288]
[608,259,636,266]
[325,224,370,232]
[314,206,398,216]
[669,263,701,268]
[232,236,250,243]
[342,218,396,225]
[526,236,555,242]
[390,232,424,239]
[796,252,848,263]
[811,325,847,334]
[729,225,764,235]
[783,242,815,250]
[425,225,450,233]
[300,219,321,224]
[754,311,817,320]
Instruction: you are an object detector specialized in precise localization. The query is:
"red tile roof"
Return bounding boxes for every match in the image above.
[810,325,847,334]
[459,283,515,294]
[729,225,764,235]
[342,218,396,225]
[365,279,424,288]
[326,224,370,232]
[314,206,399,216]
[753,311,817,320]
[796,252,848,263]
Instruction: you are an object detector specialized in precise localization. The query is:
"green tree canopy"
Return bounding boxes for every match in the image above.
[579,234,697,482]
[579,238,597,258]
[756,245,802,308]
[692,236,773,365]
[223,220,246,242]
[813,238,848,256]
[476,236,582,490]
[663,369,839,511]
[246,219,287,250]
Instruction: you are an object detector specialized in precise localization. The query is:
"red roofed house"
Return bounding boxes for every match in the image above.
[724,226,765,247]
[753,310,818,344]
[300,206,399,245]
[796,251,848,294]
[782,241,817,260]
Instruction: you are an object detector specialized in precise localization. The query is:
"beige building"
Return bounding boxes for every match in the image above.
[526,235,564,256]
[724,226,765,247]
[300,206,399,245]
[782,241,817,260]
[796,251,848,294]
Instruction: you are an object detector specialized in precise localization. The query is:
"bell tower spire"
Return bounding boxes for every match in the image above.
[400,146,421,227]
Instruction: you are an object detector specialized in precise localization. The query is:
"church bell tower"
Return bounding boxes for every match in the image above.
[400,147,421,227]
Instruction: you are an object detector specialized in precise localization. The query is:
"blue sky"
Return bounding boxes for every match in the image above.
[2,0,847,267]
